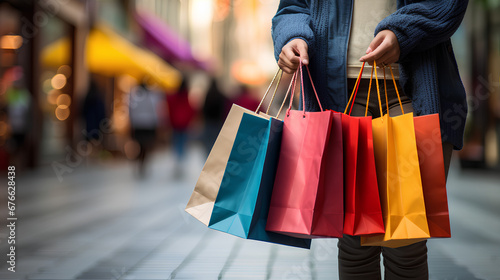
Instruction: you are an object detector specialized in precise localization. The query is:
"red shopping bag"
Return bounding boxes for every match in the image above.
[342,63,384,236]
[414,114,451,238]
[315,110,344,236]
[266,63,343,238]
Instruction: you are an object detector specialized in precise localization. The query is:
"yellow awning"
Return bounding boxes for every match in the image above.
[41,24,181,91]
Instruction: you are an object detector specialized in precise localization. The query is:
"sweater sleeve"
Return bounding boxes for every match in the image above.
[271,0,314,61]
[375,0,468,62]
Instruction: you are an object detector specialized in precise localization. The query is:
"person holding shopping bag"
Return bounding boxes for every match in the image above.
[272,0,468,279]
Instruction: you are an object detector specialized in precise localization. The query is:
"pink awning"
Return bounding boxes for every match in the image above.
[135,11,210,71]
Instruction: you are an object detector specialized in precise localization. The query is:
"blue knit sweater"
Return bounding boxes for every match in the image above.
[272,0,468,150]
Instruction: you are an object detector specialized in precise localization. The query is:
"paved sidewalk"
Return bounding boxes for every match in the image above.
[0,146,498,280]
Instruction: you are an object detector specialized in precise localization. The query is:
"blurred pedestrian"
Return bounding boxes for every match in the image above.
[201,77,228,156]
[5,79,32,168]
[166,76,196,178]
[231,83,260,112]
[82,79,106,147]
[129,81,160,178]
[273,0,468,279]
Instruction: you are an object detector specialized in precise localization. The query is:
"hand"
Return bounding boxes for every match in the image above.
[360,30,400,67]
[278,39,309,74]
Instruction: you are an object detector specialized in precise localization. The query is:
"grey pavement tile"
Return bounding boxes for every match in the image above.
[0,149,499,279]
[428,243,486,280]
[430,242,497,280]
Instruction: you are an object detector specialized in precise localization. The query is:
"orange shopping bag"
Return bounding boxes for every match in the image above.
[361,64,430,248]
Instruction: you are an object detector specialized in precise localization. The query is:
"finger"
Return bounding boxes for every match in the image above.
[377,50,400,66]
[367,33,385,54]
[283,45,298,60]
[360,38,392,63]
[278,57,298,74]
[278,61,296,74]
[279,52,299,72]
[360,48,383,63]
[377,54,391,66]
[283,47,301,66]
[360,31,391,62]
[278,63,296,74]
[385,50,400,65]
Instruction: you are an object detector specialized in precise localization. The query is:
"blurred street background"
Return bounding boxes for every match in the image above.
[0,0,499,279]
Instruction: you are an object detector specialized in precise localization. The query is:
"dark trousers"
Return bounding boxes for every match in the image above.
[337,78,453,280]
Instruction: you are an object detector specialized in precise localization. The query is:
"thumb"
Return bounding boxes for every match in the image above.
[296,41,309,65]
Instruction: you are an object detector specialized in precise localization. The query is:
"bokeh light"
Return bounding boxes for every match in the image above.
[55,105,70,121]
[57,65,72,77]
[124,139,140,159]
[51,74,67,90]
[47,89,60,105]
[231,60,266,85]
[0,35,23,49]
[56,93,72,107]
[42,78,53,94]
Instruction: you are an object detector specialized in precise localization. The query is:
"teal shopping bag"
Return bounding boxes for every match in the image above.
[209,112,311,249]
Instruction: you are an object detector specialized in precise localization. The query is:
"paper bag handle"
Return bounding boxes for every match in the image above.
[385,67,405,116]
[255,68,283,114]
[276,70,298,118]
[287,61,323,116]
[344,62,374,117]
[257,68,303,119]
[374,62,405,117]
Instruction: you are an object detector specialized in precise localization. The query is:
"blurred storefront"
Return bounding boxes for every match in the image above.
[135,0,280,93]
[0,0,88,169]
[457,1,500,171]
[0,0,188,168]
[1,0,498,172]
